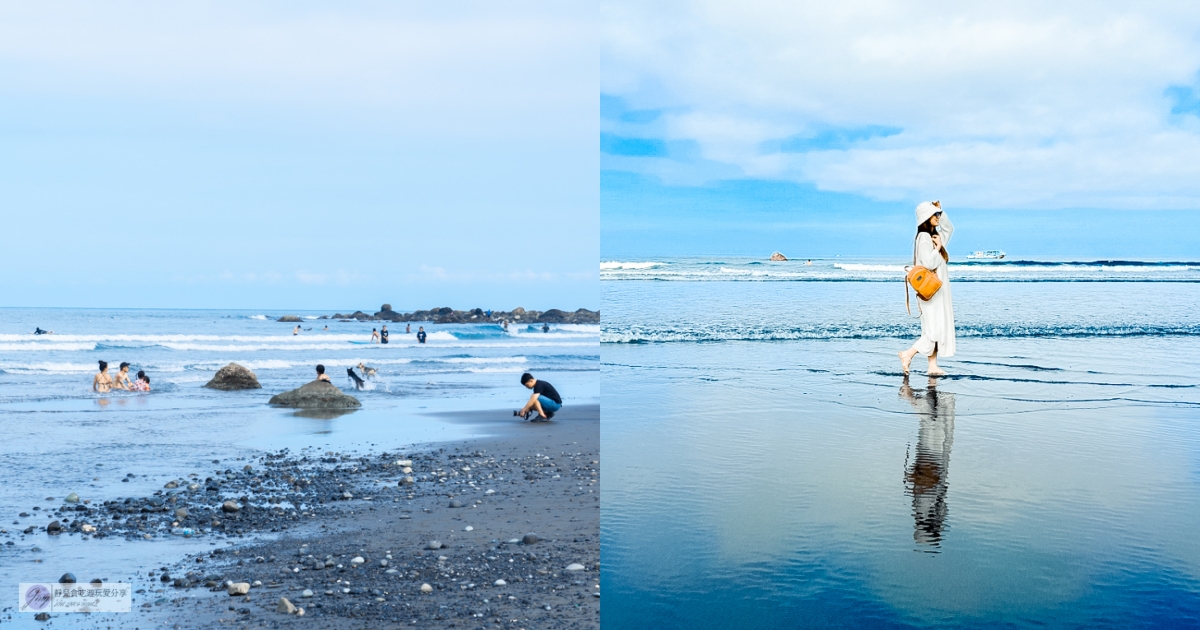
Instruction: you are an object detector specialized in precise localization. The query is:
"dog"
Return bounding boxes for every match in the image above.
[356,362,378,378]
[346,368,366,390]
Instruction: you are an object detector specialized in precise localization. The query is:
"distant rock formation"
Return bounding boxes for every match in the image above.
[204,363,262,390]
[770,252,788,261]
[277,315,304,322]
[321,306,599,324]
[269,381,362,409]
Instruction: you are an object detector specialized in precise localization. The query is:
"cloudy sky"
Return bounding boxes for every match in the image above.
[1,2,596,309]
[602,1,1200,257]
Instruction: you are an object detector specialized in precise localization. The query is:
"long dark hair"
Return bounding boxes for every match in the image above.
[917,217,949,262]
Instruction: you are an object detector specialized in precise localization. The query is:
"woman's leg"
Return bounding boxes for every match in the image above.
[899,346,918,373]
[927,343,946,375]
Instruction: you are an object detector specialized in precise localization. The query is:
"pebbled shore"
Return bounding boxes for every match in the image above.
[11,406,598,629]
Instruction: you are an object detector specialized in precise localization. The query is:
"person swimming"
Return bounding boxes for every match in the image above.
[130,370,151,392]
[93,361,113,393]
[33,327,52,335]
[371,328,380,343]
[112,362,133,390]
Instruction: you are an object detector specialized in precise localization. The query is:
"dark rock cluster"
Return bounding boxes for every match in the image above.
[325,305,599,324]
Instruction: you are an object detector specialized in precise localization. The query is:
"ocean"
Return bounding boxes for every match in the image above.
[0,308,598,610]
[602,256,1200,628]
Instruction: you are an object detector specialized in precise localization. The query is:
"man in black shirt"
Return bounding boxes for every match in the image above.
[516,372,562,421]
[381,325,389,344]
[417,326,427,344]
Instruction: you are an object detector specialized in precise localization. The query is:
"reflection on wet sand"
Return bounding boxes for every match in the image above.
[901,376,956,550]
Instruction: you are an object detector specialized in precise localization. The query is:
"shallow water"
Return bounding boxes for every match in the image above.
[602,278,1200,628]
[0,308,597,626]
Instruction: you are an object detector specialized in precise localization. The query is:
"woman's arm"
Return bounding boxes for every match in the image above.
[915,233,940,268]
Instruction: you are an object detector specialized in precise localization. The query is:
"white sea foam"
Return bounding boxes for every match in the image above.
[833,264,907,272]
[601,261,663,270]
[249,315,268,320]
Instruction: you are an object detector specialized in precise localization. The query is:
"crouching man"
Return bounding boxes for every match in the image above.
[516,372,562,422]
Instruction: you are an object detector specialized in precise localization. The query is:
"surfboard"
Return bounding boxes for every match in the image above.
[347,341,373,345]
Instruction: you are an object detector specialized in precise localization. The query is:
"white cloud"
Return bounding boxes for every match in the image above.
[602,0,1200,208]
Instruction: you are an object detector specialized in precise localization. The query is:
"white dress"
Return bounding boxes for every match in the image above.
[912,221,956,357]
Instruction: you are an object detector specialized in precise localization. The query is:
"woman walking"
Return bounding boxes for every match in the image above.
[900,201,956,376]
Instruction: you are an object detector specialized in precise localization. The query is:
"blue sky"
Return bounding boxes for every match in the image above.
[601,2,1200,258]
[0,2,596,310]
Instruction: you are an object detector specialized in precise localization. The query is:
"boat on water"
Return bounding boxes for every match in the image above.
[966,250,1006,260]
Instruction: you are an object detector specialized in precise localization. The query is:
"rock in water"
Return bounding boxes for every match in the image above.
[221,500,240,513]
[46,521,62,534]
[59,572,76,583]
[204,363,262,390]
[227,582,250,596]
[770,251,788,261]
[268,381,362,409]
[64,493,80,503]
[276,315,304,322]
[34,612,50,621]
[175,508,188,520]
[276,597,296,614]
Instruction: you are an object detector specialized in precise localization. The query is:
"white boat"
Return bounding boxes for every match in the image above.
[966,250,1006,260]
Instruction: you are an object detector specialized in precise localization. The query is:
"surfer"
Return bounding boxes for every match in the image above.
[33,327,52,335]
[371,328,380,343]
[515,372,562,421]
[315,364,331,383]
[93,361,113,393]
[417,327,427,344]
[381,325,389,344]
[502,320,509,332]
[542,323,550,333]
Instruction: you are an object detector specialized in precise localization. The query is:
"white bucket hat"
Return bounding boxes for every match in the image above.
[915,201,941,226]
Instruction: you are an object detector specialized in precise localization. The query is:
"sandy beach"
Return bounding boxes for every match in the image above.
[6,405,598,629]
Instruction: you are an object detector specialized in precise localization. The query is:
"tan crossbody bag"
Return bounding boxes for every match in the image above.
[905,235,942,315]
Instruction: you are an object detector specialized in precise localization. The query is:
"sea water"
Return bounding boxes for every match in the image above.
[602,257,1200,629]
[0,309,598,609]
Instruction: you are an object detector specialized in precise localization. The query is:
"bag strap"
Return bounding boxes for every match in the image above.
[904,234,918,317]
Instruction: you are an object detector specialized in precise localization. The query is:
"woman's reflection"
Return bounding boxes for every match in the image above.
[900,376,955,550]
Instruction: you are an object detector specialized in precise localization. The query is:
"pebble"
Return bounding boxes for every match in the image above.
[426,540,442,550]
[565,563,585,571]
[420,583,433,593]
[276,597,296,614]
[59,572,76,584]
[350,556,365,566]
[175,508,188,520]
[399,476,414,485]
[221,500,240,513]
[81,524,96,533]
[494,579,507,586]
[34,612,49,621]
[522,533,539,545]
[449,499,463,508]
[395,460,412,467]
[164,481,178,489]
[64,493,80,504]
[342,491,353,500]
[301,589,313,598]
[227,582,250,596]
[379,559,388,567]
[46,521,62,534]
[464,526,473,532]
[401,467,413,474]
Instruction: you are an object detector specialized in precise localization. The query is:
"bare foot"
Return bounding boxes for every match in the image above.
[898,351,912,374]
[928,368,947,377]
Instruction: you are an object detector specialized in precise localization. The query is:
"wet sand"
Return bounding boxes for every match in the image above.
[10,405,598,629]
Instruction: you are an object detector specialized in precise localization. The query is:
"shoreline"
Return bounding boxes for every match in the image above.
[12,405,599,629]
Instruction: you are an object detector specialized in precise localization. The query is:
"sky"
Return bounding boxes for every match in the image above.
[0,2,597,310]
[601,1,1200,258]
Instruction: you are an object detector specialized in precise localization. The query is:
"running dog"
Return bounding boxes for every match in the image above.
[356,363,378,378]
[346,368,366,390]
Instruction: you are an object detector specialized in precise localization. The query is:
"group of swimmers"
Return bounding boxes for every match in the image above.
[92,361,151,393]
[369,324,428,344]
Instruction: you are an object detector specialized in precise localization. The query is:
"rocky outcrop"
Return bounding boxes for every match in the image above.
[770,252,788,261]
[277,315,304,322]
[204,363,262,390]
[323,306,599,324]
[269,381,362,409]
